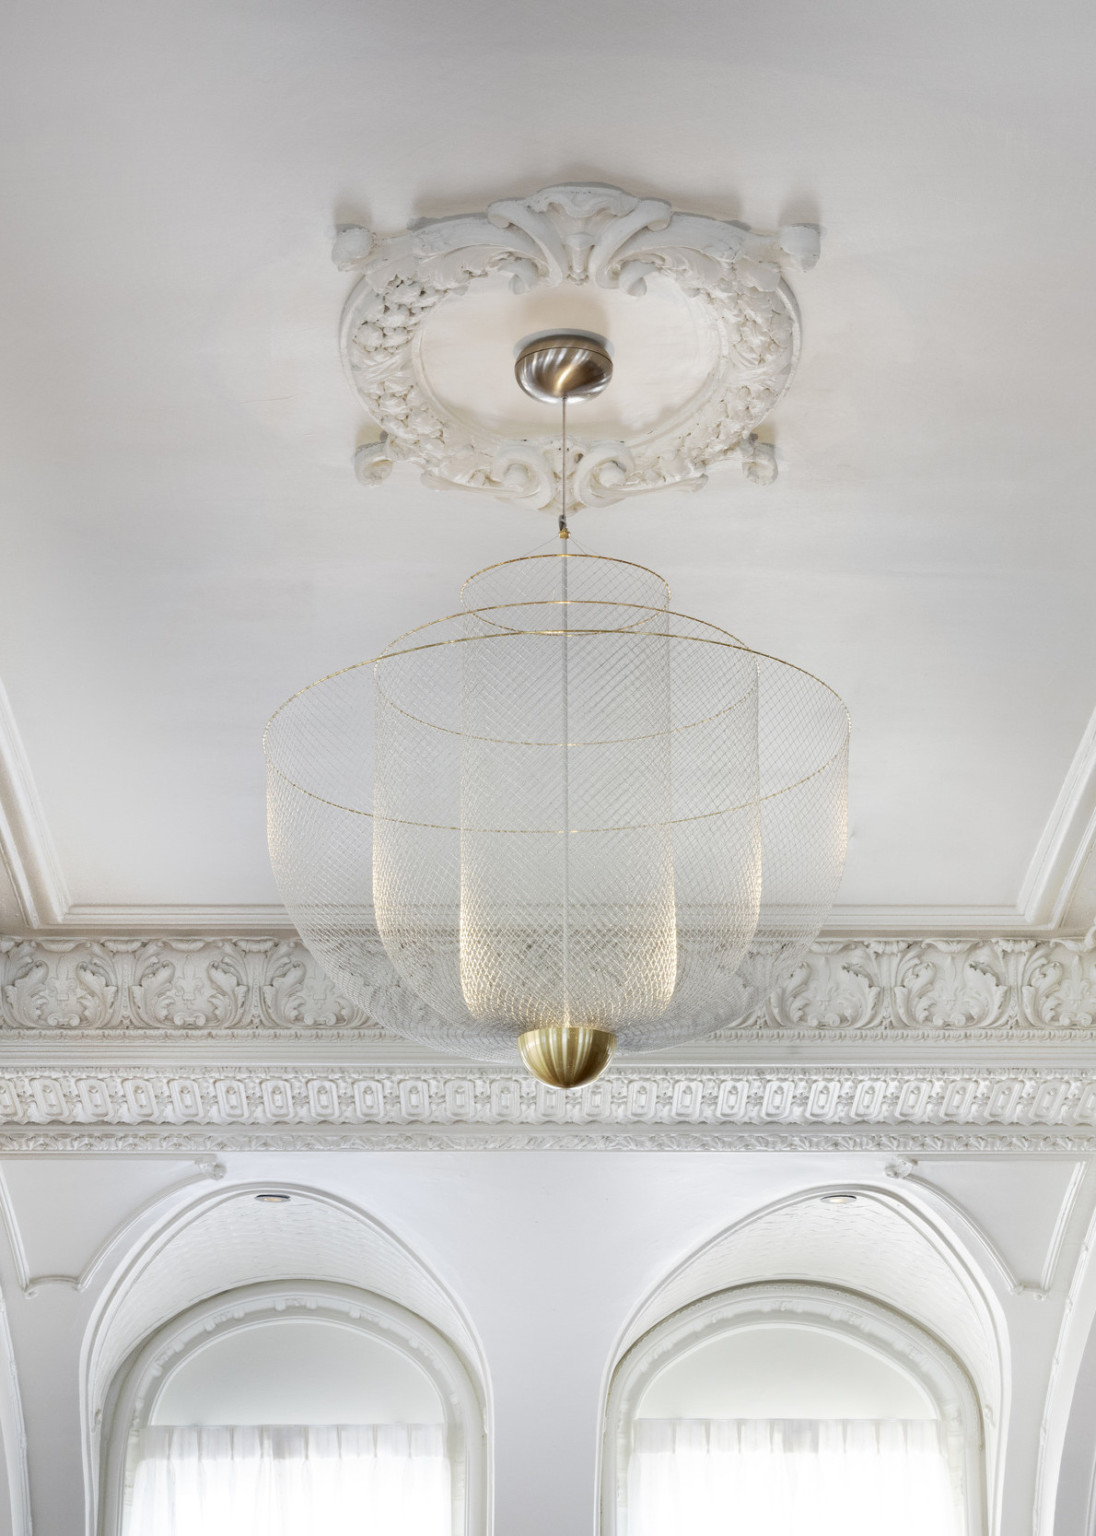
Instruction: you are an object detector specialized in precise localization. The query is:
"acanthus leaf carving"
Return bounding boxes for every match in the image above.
[1,943,120,1031]
[892,942,1009,1032]
[130,942,250,1032]
[258,943,368,1031]
[768,949,883,1032]
[4,932,1096,1045]
[1021,944,1096,1029]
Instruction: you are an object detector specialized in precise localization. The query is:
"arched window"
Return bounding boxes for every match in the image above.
[603,1283,984,1536]
[101,1280,484,1536]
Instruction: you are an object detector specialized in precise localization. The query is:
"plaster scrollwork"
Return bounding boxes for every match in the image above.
[737,930,1096,1039]
[0,937,376,1038]
[1,943,122,1032]
[767,939,1012,1035]
[6,927,1092,1050]
[7,932,1096,1042]
[1021,944,1096,1029]
[335,183,818,513]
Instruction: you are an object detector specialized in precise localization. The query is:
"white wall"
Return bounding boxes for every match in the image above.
[0,1150,1085,1536]
[637,1323,935,1419]
[153,1318,443,1425]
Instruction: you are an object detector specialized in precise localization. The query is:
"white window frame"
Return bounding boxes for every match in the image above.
[601,1281,985,1536]
[99,1279,487,1536]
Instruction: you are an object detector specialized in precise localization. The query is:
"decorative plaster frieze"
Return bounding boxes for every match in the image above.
[0,1064,1092,1153]
[4,933,1096,1042]
[762,933,1096,1036]
[335,182,818,513]
[0,936,374,1038]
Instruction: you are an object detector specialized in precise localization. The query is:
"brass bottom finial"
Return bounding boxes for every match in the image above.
[518,1025,617,1089]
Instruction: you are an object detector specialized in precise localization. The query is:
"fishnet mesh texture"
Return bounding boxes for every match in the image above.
[266,554,848,1061]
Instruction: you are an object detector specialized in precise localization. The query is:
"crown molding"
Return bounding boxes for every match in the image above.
[5,931,1096,1046]
[1018,701,1096,928]
[14,902,1064,939]
[0,681,69,928]
[27,901,1060,939]
[0,1062,1090,1153]
[820,905,1033,937]
[23,902,1043,938]
[56,904,294,933]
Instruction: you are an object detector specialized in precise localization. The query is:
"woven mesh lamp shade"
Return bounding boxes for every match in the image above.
[265,553,849,1085]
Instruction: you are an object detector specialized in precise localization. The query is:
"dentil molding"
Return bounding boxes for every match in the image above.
[335,182,818,513]
[5,932,1096,1042]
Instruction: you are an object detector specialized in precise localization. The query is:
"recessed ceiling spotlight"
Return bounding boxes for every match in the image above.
[821,1192,859,1205]
[255,1193,292,1204]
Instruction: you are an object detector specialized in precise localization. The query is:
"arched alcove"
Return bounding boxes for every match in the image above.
[602,1186,1003,1536]
[83,1185,489,1536]
[100,1279,481,1536]
[618,1187,1002,1401]
[604,1282,983,1536]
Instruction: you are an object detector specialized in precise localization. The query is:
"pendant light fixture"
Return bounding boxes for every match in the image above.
[265,327,849,1089]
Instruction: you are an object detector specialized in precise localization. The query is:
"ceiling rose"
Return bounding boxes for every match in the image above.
[333,182,821,513]
[267,238,847,1087]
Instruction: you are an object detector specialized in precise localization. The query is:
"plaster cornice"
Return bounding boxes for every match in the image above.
[0,1061,1091,1152]
[0,1065,1091,1152]
[3,933,1096,1149]
[5,932,1096,1044]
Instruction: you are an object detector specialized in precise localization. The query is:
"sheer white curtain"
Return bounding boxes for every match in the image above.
[627,1419,962,1536]
[127,1424,451,1536]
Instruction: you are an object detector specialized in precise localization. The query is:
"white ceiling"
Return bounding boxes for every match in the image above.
[2,0,1096,932]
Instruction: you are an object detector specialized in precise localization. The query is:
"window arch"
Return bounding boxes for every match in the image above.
[100,1280,486,1536]
[602,1282,984,1536]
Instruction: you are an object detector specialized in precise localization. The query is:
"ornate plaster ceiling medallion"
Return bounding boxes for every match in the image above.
[333,183,821,514]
